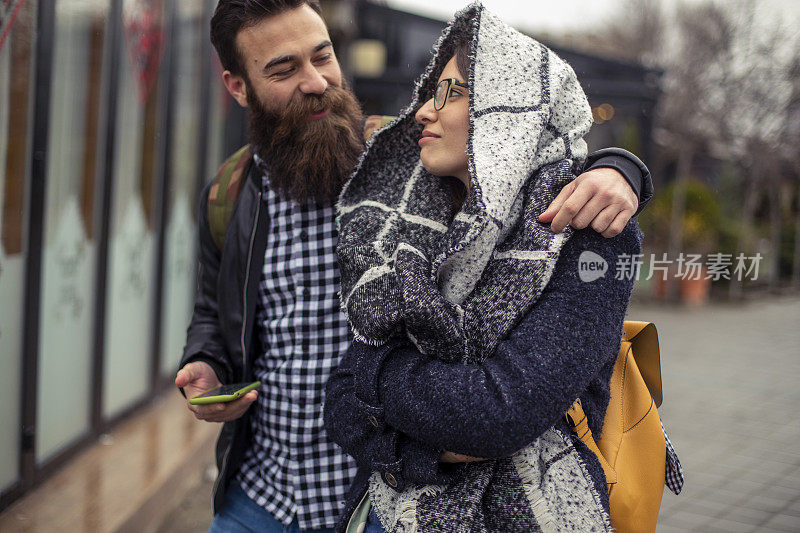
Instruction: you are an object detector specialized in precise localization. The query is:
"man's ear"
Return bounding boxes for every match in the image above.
[223,70,249,108]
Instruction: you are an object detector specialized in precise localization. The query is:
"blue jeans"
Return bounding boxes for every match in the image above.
[364,506,387,533]
[208,485,335,533]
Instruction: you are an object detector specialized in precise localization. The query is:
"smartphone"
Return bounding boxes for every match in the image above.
[188,381,261,405]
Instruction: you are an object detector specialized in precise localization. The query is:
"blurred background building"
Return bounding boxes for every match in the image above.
[1,0,227,512]
[1,0,798,529]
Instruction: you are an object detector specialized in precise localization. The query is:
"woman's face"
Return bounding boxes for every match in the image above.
[415,56,470,188]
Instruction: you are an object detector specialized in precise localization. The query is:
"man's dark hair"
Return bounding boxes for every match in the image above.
[211,0,323,78]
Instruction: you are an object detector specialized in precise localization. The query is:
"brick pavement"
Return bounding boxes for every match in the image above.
[159,295,800,532]
[632,295,800,532]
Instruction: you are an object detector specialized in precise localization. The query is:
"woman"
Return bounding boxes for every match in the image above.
[325,3,642,531]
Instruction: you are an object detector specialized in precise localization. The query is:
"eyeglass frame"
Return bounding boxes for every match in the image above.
[433,78,469,111]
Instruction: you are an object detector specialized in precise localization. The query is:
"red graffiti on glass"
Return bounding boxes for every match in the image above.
[123,0,166,104]
[0,0,27,53]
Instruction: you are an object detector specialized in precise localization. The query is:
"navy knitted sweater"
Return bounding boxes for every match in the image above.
[324,220,641,531]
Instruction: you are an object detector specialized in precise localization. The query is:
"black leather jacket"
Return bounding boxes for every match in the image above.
[179,147,652,515]
[180,161,267,513]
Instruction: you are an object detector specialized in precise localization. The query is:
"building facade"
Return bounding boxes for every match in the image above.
[0,0,234,509]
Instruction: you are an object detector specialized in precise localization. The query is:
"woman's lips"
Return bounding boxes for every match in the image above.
[309,108,331,120]
[419,132,440,146]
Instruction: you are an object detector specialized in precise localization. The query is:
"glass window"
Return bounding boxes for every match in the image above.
[0,0,34,489]
[160,1,203,377]
[205,55,229,182]
[102,0,165,419]
[36,0,110,464]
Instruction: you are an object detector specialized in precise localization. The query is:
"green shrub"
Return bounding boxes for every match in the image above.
[638,179,721,253]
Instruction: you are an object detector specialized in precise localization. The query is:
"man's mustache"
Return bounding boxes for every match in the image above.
[270,86,355,124]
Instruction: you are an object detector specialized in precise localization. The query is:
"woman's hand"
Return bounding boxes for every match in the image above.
[441,451,488,463]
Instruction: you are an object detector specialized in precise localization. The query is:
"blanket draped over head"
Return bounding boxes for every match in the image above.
[337,2,611,531]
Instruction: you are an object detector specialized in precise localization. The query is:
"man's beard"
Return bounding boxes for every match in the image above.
[246,82,365,204]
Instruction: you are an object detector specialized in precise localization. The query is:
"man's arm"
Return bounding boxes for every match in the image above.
[179,180,232,382]
[540,148,653,237]
[175,181,257,422]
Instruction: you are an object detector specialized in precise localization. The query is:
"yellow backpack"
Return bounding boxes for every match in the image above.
[566,321,667,533]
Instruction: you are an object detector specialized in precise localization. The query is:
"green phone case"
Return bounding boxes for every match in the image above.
[188,381,261,405]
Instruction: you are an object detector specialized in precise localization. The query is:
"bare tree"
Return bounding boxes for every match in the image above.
[783,54,800,288]
[711,2,796,295]
[656,2,740,299]
[561,0,799,298]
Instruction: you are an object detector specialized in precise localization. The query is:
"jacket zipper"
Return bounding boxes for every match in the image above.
[241,191,262,375]
[212,190,262,504]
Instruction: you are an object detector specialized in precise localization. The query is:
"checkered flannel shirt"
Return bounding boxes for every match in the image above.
[235,162,357,530]
[663,421,685,495]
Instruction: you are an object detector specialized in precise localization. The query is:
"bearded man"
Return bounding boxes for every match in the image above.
[175,1,654,531]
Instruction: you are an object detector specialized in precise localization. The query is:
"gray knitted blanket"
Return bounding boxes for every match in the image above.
[337,3,611,531]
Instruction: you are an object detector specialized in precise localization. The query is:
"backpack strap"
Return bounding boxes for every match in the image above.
[208,144,253,252]
[621,321,662,407]
[363,115,396,142]
[565,399,618,485]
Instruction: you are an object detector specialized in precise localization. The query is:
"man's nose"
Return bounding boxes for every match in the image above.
[298,65,328,95]
[415,98,437,124]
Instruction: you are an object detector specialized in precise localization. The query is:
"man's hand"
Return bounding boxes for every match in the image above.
[538,167,638,238]
[175,361,257,423]
[441,451,488,463]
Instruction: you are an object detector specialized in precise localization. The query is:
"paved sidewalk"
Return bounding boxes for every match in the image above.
[640,295,800,532]
[159,295,800,532]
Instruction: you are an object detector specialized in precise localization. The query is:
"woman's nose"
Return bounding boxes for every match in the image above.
[415,98,437,124]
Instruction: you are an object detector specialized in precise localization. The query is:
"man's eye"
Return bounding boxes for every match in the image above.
[315,54,332,63]
[273,68,293,77]
[449,89,462,97]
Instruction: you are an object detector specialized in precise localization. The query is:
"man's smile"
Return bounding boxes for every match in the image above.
[309,108,330,120]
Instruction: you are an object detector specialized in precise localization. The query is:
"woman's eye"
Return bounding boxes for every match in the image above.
[449,89,462,97]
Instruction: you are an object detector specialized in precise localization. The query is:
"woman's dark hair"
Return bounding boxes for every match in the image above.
[445,35,473,208]
[454,37,472,80]
[211,0,322,78]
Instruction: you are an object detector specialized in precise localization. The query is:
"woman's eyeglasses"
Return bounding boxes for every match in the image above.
[434,78,469,111]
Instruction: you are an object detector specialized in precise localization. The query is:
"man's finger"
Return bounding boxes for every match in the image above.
[196,402,251,423]
[175,361,208,388]
[176,362,219,390]
[187,391,257,422]
[570,194,613,231]
[218,391,258,412]
[600,211,630,238]
[174,366,194,388]
[587,204,620,235]
[539,181,576,224]
[549,185,592,233]
[189,403,226,421]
